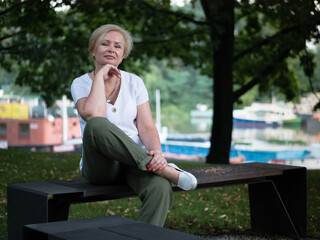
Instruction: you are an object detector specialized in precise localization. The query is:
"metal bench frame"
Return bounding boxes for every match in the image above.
[7,162,306,240]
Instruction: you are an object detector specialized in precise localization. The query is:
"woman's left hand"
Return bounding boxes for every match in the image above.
[147,150,167,172]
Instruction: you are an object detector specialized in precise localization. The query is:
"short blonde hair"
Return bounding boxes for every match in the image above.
[88,24,133,59]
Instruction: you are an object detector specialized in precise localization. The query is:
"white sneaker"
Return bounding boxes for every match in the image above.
[167,163,198,190]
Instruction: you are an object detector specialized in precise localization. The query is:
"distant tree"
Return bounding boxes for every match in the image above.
[1,0,319,164]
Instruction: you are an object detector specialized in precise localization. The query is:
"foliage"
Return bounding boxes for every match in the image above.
[0,1,93,105]
[143,60,213,111]
[1,0,320,164]
[289,45,320,97]
[232,0,320,102]
[1,1,318,104]
[0,149,319,239]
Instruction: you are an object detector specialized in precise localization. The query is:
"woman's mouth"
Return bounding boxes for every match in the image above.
[105,55,115,59]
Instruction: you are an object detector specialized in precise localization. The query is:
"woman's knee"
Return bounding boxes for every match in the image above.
[84,117,112,136]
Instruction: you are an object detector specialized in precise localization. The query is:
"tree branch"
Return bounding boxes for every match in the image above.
[234,25,298,62]
[234,17,320,63]
[232,48,290,102]
[0,32,21,42]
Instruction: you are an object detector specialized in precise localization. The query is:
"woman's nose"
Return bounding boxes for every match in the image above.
[107,45,115,52]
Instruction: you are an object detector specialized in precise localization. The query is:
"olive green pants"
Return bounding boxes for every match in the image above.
[82,117,174,226]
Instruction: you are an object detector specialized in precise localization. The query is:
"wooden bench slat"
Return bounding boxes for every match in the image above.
[48,162,284,198]
[100,222,205,240]
[10,182,83,197]
[54,228,134,240]
[25,216,134,234]
[24,215,206,240]
[187,163,283,185]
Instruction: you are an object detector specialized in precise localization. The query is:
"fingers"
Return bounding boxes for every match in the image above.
[147,151,167,172]
[108,65,121,79]
[97,64,121,79]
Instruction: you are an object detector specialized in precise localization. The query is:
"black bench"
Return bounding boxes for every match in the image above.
[7,162,306,240]
[24,215,207,240]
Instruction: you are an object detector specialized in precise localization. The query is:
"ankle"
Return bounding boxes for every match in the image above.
[155,165,179,185]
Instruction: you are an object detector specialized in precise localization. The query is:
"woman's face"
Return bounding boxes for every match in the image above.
[92,31,125,67]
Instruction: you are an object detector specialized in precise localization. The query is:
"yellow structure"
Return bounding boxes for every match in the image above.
[0,103,29,120]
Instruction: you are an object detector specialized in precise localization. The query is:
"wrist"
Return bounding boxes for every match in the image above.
[153,150,164,157]
[149,149,163,154]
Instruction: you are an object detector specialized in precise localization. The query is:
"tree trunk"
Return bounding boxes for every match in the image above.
[203,0,235,164]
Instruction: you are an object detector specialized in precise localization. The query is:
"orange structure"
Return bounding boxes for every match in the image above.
[0,117,81,148]
[0,95,82,152]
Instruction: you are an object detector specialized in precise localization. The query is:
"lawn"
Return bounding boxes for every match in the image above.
[0,149,319,239]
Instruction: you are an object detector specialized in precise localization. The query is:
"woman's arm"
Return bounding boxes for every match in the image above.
[76,65,121,122]
[136,101,167,171]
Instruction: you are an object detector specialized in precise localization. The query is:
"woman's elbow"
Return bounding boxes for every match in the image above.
[81,110,106,122]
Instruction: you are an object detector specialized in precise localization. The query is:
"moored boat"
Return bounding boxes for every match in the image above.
[0,95,82,152]
[233,102,302,127]
[190,102,302,127]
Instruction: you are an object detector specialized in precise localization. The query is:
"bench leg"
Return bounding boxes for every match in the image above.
[7,185,49,240]
[249,167,306,239]
[48,198,71,222]
[23,226,48,240]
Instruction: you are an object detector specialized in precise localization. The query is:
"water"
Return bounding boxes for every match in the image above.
[176,116,320,145]
[164,115,320,168]
[232,126,319,146]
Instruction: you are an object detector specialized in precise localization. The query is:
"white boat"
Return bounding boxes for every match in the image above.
[190,102,302,127]
[233,102,302,127]
[190,104,213,119]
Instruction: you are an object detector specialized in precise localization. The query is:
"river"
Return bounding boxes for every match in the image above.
[163,114,320,169]
[189,115,320,145]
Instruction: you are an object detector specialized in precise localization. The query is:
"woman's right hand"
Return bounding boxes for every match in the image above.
[95,64,121,80]
[75,64,121,122]
[147,150,167,172]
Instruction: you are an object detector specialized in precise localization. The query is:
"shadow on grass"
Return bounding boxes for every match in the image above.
[0,149,319,239]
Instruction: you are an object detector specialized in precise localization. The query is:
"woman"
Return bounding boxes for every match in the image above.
[71,24,197,227]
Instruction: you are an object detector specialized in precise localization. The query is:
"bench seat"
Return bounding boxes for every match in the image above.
[7,162,306,240]
[24,215,207,240]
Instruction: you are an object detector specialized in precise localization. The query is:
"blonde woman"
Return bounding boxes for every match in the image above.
[71,24,197,226]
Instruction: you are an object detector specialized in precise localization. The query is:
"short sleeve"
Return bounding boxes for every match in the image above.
[70,75,91,105]
[135,76,149,106]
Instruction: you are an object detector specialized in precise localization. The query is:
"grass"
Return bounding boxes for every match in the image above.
[0,148,319,239]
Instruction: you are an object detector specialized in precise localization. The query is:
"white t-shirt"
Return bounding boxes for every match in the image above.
[71,70,149,171]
